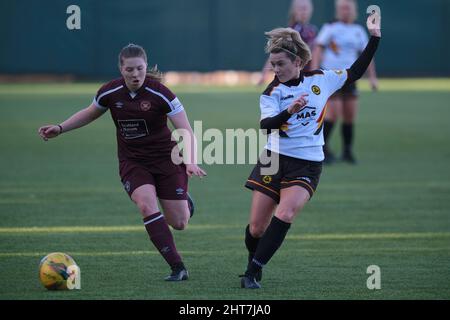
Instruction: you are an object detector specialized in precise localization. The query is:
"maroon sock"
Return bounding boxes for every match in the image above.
[143,212,183,269]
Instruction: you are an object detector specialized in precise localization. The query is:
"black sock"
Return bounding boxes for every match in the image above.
[342,123,353,153]
[323,120,335,143]
[323,120,335,151]
[245,225,260,262]
[246,216,291,277]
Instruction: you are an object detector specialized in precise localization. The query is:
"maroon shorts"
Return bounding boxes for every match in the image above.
[119,159,188,200]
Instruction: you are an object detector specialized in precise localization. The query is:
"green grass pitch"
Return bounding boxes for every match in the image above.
[0,79,449,299]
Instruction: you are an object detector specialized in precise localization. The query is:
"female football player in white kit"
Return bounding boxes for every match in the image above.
[240,9,381,289]
[312,0,378,164]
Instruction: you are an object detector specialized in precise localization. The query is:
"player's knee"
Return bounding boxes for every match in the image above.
[166,208,189,230]
[249,223,266,238]
[135,200,156,216]
[275,207,297,223]
[171,218,188,230]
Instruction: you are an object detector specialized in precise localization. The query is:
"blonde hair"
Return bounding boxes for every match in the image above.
[335,0,358,22]
[118,43,163,82]
[288,0,313,26]
[265,28,312,69]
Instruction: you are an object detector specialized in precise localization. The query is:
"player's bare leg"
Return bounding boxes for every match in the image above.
[249,191,277,237]
[275,186,310,223]
[132,185,187,281]
[132,184,160,218]
[159,199,190,230]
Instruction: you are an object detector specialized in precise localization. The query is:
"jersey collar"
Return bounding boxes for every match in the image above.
[121,77,148,97]
[280,72,304,87]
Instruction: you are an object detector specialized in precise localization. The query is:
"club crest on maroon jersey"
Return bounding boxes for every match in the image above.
[140,100,152,111]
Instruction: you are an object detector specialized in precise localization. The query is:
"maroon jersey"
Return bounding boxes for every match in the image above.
[290,22,318,49]
[93,76,184,162]
[290,23,318,72]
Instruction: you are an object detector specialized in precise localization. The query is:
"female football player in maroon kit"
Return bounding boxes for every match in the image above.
[258,0,318,85]
[38,44,206,281]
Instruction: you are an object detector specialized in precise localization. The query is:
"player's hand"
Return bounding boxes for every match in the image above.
[367,10,381,37]
[287,94,309,114]
[38,125,62,141]
[186,164,207,178]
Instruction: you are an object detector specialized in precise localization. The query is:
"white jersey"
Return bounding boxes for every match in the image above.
[260,69,348,161]
[315,21,368,70]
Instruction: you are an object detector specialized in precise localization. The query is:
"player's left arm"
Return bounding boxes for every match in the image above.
[169,111,207,178]
[346,12,381,85]
[358,24,378,91]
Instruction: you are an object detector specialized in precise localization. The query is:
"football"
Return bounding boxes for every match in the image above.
[38,252,80,290]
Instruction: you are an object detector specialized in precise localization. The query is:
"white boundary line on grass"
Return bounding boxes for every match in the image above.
[0,225,236,233]
[0,225,449,240]
[1,246,449,258]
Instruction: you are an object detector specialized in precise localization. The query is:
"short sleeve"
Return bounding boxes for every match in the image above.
[322,69,349,95]
[93,85,110,111]
[146,83,185,116]
[166,97,184,117]
[92,81,123,111]
[315,23,332,47]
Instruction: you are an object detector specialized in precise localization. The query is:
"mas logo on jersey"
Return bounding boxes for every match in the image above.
[296,106,317,126]
[140,101,152,111]
[333,69,344,75]
[262,176,272,184]
[114,101,124,108]
[311,85,321,95]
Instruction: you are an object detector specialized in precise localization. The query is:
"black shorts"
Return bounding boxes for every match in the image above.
[119,159,188,200]
[245,151,322,203]
[331,81,358,98]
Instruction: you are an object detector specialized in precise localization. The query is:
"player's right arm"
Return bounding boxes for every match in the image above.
[38,103,106,141]
[345,12,381,85]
